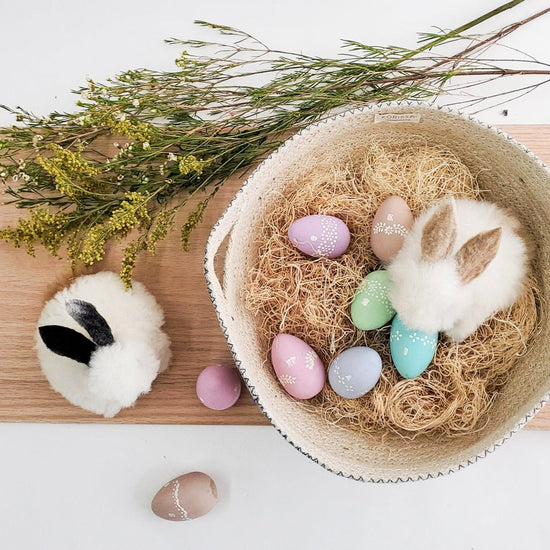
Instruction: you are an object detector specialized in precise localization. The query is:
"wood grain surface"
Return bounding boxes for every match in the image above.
[1,124,549,428]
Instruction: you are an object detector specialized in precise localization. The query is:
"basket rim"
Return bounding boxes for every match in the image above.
[204,99,550,483]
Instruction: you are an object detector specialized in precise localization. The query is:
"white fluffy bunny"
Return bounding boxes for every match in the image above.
[387,197,529,342]
[36,271,171,417]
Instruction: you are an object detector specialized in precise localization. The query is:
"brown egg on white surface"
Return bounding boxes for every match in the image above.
[370,196,414,262]
[151,471,218,521]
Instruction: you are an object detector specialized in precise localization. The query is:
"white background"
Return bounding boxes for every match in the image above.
[1,1,550,549]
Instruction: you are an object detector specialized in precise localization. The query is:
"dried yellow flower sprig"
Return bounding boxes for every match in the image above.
[77,191,153,267]
[0,209,70,257]
[0,190,158,287]
[37,144,100,199]
[1,1,549,285]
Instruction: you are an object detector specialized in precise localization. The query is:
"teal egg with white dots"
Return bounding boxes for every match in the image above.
[390,315,438,378]
[351,270,396,330]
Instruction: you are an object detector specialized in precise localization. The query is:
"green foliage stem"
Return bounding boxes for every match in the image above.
[1,0,549,286]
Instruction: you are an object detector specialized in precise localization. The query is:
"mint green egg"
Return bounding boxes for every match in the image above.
[351,270,396,330]
[390,315,438,378]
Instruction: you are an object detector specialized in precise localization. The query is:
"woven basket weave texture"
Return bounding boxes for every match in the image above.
[205,102,550,482]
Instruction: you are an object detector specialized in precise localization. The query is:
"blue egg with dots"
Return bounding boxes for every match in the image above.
[390,315,438,379]
[328,347,382,399]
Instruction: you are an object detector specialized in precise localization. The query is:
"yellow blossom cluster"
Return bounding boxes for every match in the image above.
[0,209,70,256]
[87,106,154,143]
[76,224,110,265]
[146,209,176,254]
[77,191,152,266]
[108,191,151,234]
[38,144,100,199]
[120,240,146,289]
[178,154,207,176]
[108,117,153,143]
[180,200,207,251]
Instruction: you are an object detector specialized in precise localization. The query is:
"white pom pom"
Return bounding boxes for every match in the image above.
[88,342,160,417]
[36,271,171,417]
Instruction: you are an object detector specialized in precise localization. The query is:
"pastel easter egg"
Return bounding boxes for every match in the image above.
[270,334,326,399]
[328,347,382,398]
[288,215,350,259]
[196,364,242,410]
[390,315,438,379]
[151,472,218,521]
[370,196,414,262]
[351,270,396,330]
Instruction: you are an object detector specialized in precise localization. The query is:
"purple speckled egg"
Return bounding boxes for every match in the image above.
[196,364,242,410]
[270,334,326,399]
[288,215,350,258]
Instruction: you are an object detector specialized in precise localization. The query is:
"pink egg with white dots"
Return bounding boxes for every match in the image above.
[270,334,326,399]
[196,364,242,410]
[288,215,350,259]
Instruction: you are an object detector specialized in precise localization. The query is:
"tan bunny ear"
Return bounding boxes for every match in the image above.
[456,227,502,284]
[421,198,458,262]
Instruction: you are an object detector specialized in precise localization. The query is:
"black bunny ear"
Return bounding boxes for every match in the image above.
[65,299,114,346]
[38,325,97,366]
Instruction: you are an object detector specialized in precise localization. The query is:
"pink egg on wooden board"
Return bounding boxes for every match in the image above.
[370,196,414,262]
[270,334,326,399]
[288,215,350,259]
[196,364,242,410]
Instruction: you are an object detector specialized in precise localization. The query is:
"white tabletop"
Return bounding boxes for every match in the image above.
[1,1,550,549]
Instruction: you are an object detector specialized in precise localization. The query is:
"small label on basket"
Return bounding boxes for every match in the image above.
[374,113,421,123]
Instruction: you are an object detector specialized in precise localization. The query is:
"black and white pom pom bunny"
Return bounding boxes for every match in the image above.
[388,197,530,342]
[36,271,171,417]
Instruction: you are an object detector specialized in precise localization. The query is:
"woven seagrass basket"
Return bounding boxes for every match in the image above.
[205,101,550,482]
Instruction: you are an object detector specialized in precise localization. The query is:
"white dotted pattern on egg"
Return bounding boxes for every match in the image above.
[315,217,339,257]
[390,315,439,379]
[170,480,189,521]
[279,374,297,386]
[372,215,409,237]
[328,347,382,399]
[287,215,350,259]
[331,358,355,394]
[390,329,437,350]
[361,277,395,316]
[304,351,315,370]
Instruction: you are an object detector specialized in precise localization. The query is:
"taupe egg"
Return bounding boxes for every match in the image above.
[151,472,218,521]
[370,196,414,262]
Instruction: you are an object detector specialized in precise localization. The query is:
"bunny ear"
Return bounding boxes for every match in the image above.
[38,325,97,366]
[421,198,458,262]
[65,299,114,346]
[456,227,502,284]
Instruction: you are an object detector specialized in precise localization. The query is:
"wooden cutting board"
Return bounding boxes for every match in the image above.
[0,124,549,428]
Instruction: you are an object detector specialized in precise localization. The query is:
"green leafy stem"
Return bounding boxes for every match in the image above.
[1,0,549,287]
